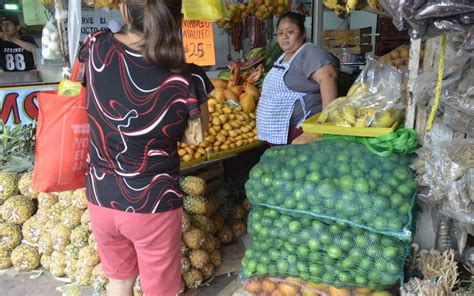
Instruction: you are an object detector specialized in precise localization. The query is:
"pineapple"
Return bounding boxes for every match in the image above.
[10,244,40,272]
[0,223,22,250]
[183,268,203,289]
[58,191,75,208]
[229,203,245,220]
[37,192,58,208]
[48,203,65,224]
[201,236,218,253]
[217,225,234,244]
[180,176,206,196]
[231,220,247,238]
[1,195,36,224]
[134,277,144,296]
[183,195,208,215]
[70,225,90,248]
[65,244,81,260]
[181,256,191,273]
[38,230,53,255]
[182,213,192,233]
[182,227,205,249]
[0,248,12,269]
[64,259,77,280]
[206,195,221,216]
[34,207,50,224]
[18,171,39,199]
[22,216,42,244]
[192,215,216,234]
[40,253,52,270]
[189,249,209,269]
[81,209,92,231]
[60,207,83,229]
[92,263,108,292]
[75,263,94,286]
[49,250,67,277]
[52,224,71,252]
[209,249,222,268]
[211,212,225,230]
[78,245,100,267]
[71,188,87,210]
[0,173,19,202]
[200,263,215,280]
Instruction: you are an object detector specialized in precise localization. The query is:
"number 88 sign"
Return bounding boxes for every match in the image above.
[182,20,216,66]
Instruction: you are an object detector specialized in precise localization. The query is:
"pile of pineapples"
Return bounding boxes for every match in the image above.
[180,176,250,289]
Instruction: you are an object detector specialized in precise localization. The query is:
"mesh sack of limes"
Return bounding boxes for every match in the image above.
[245,141,417,239]
[241,206,411,291]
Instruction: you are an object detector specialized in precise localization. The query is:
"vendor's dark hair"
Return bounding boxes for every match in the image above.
[124,0,184,70]
[277,12,306,39]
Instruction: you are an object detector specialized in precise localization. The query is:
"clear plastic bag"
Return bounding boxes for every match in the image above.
[318,56,404,128]
[379,0,407,31]
[41,20,61,60]
[241,207,411,290]
[245,141,417,240]
[415,0,474,20]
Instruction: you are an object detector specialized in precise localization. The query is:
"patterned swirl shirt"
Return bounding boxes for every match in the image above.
[78,31,206,214]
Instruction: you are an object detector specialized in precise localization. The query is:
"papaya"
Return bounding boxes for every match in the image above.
[241,93,256,113]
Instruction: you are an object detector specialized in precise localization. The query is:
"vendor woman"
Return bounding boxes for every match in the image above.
[256,12,337,145]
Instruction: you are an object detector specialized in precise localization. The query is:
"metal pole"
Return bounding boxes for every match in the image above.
[312,0,323,45]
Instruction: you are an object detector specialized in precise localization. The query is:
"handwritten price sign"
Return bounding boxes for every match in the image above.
[182,20,216,66]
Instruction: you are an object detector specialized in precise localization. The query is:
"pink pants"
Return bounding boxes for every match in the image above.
[87,202,183,296]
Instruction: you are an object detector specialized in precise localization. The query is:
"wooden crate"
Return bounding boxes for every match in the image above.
[323,27,373,55]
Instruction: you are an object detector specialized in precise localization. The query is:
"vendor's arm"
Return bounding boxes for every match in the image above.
[311,64,337,109]
[9,37,37,53]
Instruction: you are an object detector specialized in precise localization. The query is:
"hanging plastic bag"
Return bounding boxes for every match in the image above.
[41,20,61,60]
[182,0,226,21]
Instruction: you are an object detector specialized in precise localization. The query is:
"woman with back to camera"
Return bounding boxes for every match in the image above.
[78,0,209,295]
[256,12,338,145]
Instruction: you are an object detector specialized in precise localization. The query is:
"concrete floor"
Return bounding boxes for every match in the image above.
[0,271,239,296]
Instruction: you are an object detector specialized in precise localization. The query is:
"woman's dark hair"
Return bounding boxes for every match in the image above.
[124,0,184,69]
[277,12,306,39]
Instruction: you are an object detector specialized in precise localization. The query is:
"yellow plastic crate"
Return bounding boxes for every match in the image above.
[207,141,264,161]
[301,113,402,137]
[180,155,207,168]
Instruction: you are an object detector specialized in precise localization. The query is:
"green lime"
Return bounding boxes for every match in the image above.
[354,178,369,193]
[261,175,272,187]
[260,227,269,237]
[368,270,381,282]
[288,236,299,245]
[309,264,323,276]
[387,177,399,188]
[288,220,301,233]
[317,180,336,198]
[339,175,355,190]
[319,233,332,245]
[398,184,413,197]
[256,264,268,277]
[373,198,390,210]
[296,202,308,211]
[359,258,371,270]
[322,273,336,283]
[283,198,296,209]
[354,275,367,285]
[338,271,351,283]
[374,260,385,271]
[349,248,364,260]
[377,184,393,197]
[383,247,398,259]
[246,259,257,272]
[399,202,411,215]
[309,252,322,262]
[287,254,297,265]
[373,217,387,230]
[297,245,310,257]
[300,229,311,241]
[329,224,341,234]
[311,220,325,233]
[294,167,307,179]
[385,262,399,274]
[250,167,263,179]
[369,168,383,180]
[341,258,355,269]
[338,237,353,251]
[306,234,321,248]
[390,193,404,207]
[394,168,409,180]
[338,163,351,175]
[242,269,253,278]
[281,169,293,180]
[308,161,320,172]
[277,260,289,273]
[351,169,364,178]
[260,254,271,265]
[355,235,368,248]
[269,248,280,260]
[297,261,307,273]
[367,246,381,258]
[306,171,322,183]
[327,246,343,259]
